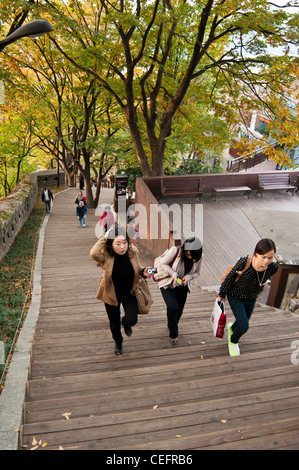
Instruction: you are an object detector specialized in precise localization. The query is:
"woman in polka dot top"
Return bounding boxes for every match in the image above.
[218,238,278,356]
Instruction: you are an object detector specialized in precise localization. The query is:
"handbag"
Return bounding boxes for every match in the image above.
[152,247,179,282]
[134,278,153,314]
[210,296,226,339]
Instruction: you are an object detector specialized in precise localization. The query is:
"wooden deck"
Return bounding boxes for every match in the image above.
[19,188,299,450]
[162,187,299,287]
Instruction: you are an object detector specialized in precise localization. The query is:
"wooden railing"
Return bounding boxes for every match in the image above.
[227,143,278,172]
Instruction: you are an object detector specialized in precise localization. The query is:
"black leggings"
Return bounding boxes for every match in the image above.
[161,286,188,339]
[105,294,138,345]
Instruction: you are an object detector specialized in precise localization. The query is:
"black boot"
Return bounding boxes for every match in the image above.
[114,342,123,355]
[122,318,132,337]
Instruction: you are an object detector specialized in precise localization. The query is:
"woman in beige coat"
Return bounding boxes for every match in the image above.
[90,225,150,355]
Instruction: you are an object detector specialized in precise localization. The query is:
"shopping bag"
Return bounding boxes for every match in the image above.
[210,296,226,338]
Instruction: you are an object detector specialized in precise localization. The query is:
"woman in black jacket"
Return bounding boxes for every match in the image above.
[218,238,278,357]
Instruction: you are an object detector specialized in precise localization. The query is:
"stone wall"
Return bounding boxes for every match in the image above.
[0,174,37,262]
[34,169,65,188]
[0,170,65,263]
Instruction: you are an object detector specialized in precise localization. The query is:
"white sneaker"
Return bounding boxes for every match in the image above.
[228,340,240,356]
[227,322,240,356]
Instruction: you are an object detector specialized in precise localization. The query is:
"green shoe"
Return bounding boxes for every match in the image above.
[228,340,240,356]
[227,322,240,356]
[227,322,233,342]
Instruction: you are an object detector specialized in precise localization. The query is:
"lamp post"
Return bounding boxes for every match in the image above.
[0,19,54,52]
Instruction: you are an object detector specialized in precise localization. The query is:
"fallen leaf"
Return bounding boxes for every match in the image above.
[59,446,64,450]
[62,412,72,420]
[30,445,39,451]
[176,435,182,438]
[201,355,204,360]
[32,437,37,446]
[42,442,48,448]
[200,341,206,344]
[153,405,159,410]
[221,420,227,423]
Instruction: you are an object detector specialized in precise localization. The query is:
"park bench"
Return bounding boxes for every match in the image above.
[161,178,203,201]
[211,186,251,201]
[295,174,299,193]
[257,173,296,197]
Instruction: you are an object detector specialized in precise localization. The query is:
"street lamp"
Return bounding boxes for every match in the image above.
[0,19,54,52]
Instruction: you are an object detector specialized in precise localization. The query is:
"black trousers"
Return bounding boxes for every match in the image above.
[105,294,138,345]
[161,285,188,339]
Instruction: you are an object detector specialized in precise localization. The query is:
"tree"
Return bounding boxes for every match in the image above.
[1,29,131,207]
[39,0,298,176]
[0,100,38,197]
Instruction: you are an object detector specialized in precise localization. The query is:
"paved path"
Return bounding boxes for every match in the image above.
[15,188,299,450]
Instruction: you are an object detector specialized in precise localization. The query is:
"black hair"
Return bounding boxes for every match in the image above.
[254,238,276,256]
[181,236,203,262]
[105,224,132,257]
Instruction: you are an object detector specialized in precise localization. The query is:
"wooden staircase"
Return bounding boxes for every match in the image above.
[19,189,299,450]
[20,283,299,450]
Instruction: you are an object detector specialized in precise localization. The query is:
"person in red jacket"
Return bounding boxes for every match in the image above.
[99,206,115,233]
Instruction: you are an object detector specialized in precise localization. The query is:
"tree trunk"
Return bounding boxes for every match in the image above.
[150,137,166,176]
[124,105,152,177]
[93,180,101,208]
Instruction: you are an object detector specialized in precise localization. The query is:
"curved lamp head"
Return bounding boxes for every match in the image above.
[0,19,54,52]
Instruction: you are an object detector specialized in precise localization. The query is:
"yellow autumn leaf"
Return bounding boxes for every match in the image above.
[153,404,159,409]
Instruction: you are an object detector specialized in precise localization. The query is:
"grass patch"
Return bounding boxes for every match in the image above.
[0,185,66,392]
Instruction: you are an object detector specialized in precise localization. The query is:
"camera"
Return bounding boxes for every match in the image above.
[147,267,157,275]
[176,277,182,285]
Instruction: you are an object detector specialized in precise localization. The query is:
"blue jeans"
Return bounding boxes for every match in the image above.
[227,295,256,344]
[79,216,86,226]
[44,200,51,213]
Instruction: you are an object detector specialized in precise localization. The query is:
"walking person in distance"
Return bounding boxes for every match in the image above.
[76,200,87,227]
[41,186,54,214]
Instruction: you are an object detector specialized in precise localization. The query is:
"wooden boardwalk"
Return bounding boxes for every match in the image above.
[19,188,299,450]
